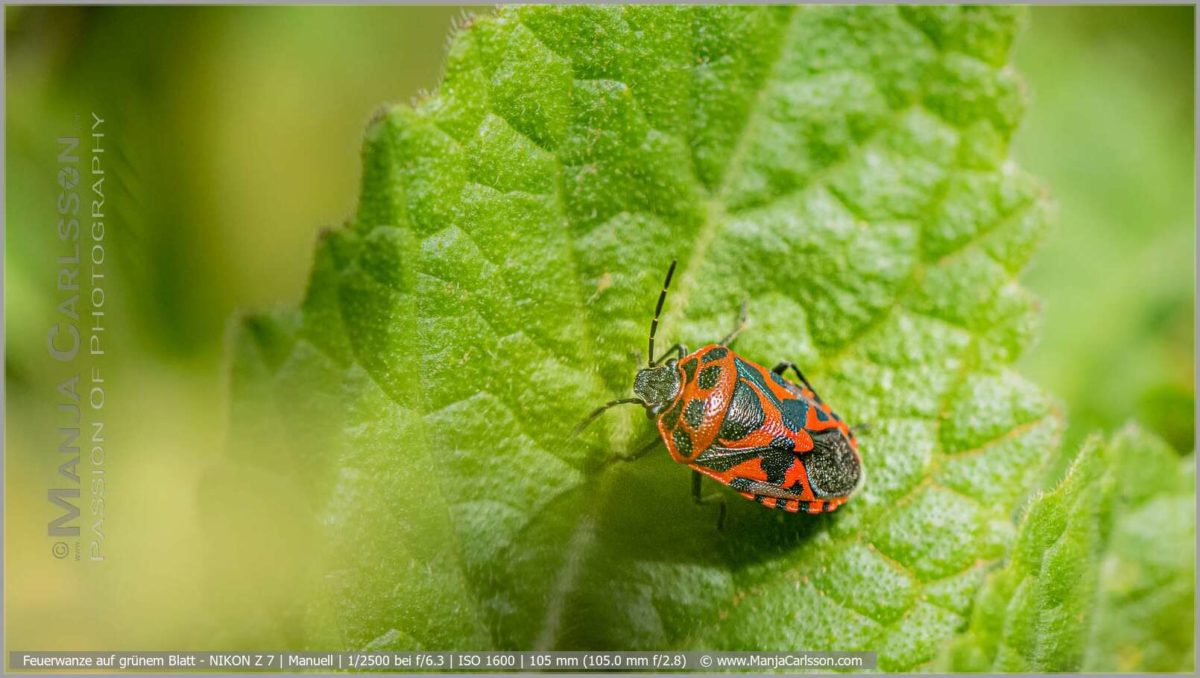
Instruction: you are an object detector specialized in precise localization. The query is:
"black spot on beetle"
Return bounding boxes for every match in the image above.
[661,402,681,430]
[672,428,693,457]
[759,447,793,484]
[719,382,763,440]
[735,358,783,407]
[684,400,705,429]
[694,445,759,471]
[698,365,722,390]
[702,347,728,363]
[681,359,698,383]
[779,398,808,432]
[728,477,754,493]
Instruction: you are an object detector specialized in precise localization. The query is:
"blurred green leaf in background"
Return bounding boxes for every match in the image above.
[6,4,469,652]
[6,6,469,362]
[944,424,1194,672]
[1014,7,1194,459]
[4,4,1193,672]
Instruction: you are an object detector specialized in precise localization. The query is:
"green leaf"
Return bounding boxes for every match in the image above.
[1084,427,1195,672]
[942,424,1194,672]
[209,5,1069,668]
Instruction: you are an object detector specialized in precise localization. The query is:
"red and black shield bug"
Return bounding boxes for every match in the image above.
[576,260,864,527]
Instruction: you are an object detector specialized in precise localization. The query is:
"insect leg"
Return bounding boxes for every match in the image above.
[620,436,662,462]
[572,398,645,437]
[692,470,728,531]
[650,343,688,366]
[719,298,750,347]
[772,361,821,400]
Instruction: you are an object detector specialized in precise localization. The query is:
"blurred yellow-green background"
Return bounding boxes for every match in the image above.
[5,6,1194,652]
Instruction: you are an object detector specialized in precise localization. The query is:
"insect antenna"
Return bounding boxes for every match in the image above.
[572,398,645,437]
[648,259,678,367]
